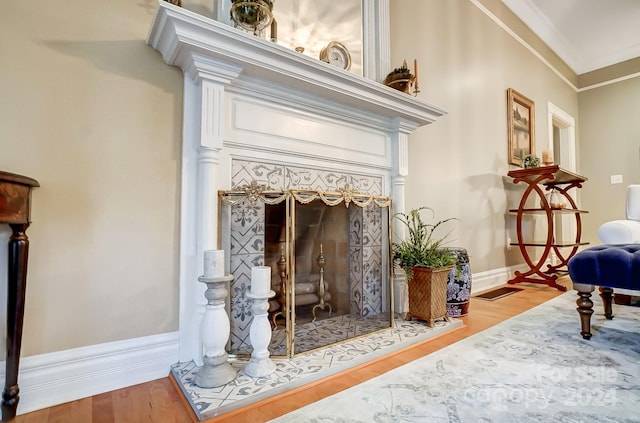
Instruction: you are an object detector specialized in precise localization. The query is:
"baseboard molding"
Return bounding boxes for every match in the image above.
[0,332,179,416]
[0,264,527,416]
[470,264,528,294]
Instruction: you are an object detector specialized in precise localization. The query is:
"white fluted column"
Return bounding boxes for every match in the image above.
[392,129,411,316]
[179,57,242,363]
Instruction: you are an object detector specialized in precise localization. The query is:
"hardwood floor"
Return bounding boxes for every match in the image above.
[14,280,571,423]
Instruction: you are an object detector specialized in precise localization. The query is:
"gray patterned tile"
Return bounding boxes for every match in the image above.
[227,159,389,357]
[232,161,285,189]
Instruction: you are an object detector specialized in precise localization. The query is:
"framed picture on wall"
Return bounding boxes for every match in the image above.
[507,88,535,167]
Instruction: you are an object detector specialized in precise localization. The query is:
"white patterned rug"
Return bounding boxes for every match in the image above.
[270,291,640,422]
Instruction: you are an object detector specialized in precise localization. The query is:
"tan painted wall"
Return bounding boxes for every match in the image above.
[390,0,579,272]
[578,77,640,243]
[1,0,634,359]
[0,0,187,356]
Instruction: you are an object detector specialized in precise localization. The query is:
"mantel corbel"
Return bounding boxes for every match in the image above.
[185,53,243,85]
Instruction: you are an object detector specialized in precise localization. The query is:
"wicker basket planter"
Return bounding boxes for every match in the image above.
[406,265,453,327]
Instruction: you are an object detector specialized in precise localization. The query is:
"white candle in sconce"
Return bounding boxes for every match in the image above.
[204,249,225,278]
[251,266,272,296]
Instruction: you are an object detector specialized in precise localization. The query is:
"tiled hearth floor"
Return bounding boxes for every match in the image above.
[172,313,463,420]
[269,312,397,356]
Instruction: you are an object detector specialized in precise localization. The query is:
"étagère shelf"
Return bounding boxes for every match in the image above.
[507,165,588,291]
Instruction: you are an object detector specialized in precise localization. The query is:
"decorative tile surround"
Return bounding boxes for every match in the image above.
[227,159,386,354]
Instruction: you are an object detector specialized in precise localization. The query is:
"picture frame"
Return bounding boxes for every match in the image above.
[507,88,535,167]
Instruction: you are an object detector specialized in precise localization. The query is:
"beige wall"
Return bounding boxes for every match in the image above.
[0,0,186,356]
[578,76,640,243]
[391,0,578,273]
[1,0,636,360]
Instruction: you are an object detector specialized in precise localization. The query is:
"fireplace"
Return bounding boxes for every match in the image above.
[219,163,392,356]
[147,2,446,363]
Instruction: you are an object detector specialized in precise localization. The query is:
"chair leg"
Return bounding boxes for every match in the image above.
[599,287,614,320]
[576,291,594,340]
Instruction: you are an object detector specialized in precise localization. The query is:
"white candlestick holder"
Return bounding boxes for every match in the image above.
[194,274,237,388]
[244,290,277,378]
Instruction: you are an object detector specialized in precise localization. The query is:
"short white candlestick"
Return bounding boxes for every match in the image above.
[244,289,277,378]
[194,274,237,388]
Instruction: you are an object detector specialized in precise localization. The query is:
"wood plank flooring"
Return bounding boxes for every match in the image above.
[13,280,571,423]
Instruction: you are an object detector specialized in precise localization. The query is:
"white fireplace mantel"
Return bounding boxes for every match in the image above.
[147,2,445,128]
[147,1,447,363]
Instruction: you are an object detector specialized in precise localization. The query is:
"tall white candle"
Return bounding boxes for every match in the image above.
[251,266,271,296]
[204,250,225,278]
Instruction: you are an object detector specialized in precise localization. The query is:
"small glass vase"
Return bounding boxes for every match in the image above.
[541,188,566,209]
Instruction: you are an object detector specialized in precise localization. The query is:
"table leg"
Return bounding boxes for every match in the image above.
[2,223,30,422]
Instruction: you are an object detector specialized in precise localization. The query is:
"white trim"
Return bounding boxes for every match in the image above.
[470,264,529,295]
[547,102,577,247]
[578,71,640,92]
[500,0,582,74]
[547,102,576,172]
[362,0,390,82]
[1,263,531,417]
[0,332,179,416]
[469,0,578,92]
[471,0,640,92]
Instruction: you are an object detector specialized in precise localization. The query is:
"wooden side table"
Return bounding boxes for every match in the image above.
[0,171,39,421]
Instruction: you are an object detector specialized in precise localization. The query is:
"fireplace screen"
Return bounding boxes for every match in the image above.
[219,182,393,358]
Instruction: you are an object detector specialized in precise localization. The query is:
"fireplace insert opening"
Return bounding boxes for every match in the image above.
[220,182,393,357]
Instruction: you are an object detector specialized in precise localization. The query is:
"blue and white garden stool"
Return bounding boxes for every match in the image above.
[446,248,472,317]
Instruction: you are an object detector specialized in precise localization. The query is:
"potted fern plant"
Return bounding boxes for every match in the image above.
[393,207,457,326]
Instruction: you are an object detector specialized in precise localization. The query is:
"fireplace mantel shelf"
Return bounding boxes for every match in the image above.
[147,2,446,129]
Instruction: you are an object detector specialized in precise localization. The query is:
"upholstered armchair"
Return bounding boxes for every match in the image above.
[596,184,640,301]
[598,185,640,244]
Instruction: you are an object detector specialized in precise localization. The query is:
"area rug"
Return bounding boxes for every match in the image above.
[270,291,640,422]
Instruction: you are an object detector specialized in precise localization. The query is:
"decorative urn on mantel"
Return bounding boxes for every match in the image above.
[146,1,447,363]
[229,0,274,34]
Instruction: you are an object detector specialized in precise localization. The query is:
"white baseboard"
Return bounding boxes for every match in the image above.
[0,265,527,416]
[0,332,179,416]
[470,264,529,294]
